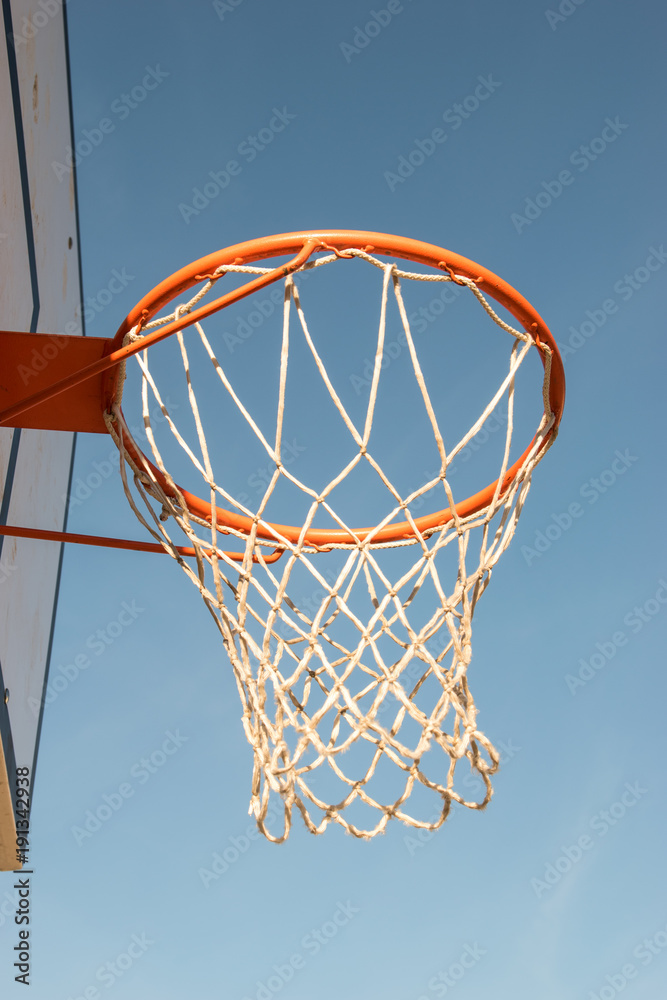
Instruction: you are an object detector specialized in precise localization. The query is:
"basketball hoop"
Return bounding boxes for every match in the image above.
[0,231,565,841]
[101,231,564,841]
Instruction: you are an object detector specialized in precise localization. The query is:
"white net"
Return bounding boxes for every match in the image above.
[106,248,556,841]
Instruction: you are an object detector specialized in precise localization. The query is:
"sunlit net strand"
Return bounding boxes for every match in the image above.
[107,250,555,841]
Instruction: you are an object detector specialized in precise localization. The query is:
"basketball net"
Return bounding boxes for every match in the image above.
[105,248,555,841]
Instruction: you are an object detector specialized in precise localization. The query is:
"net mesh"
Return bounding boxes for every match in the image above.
[106,249,555,841]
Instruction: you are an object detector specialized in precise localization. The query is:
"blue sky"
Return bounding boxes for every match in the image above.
[3,0,667,997]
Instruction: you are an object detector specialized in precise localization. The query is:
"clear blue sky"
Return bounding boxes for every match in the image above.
[3,1,666,997]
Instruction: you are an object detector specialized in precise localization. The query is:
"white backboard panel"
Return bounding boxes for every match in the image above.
[0,0,83,870]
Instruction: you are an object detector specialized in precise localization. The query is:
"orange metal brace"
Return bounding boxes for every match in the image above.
[0,525,283,563]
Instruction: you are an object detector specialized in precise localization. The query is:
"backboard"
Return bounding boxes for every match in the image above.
[0,0,83,870]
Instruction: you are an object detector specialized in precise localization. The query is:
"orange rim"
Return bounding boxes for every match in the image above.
[106,231,565,549]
